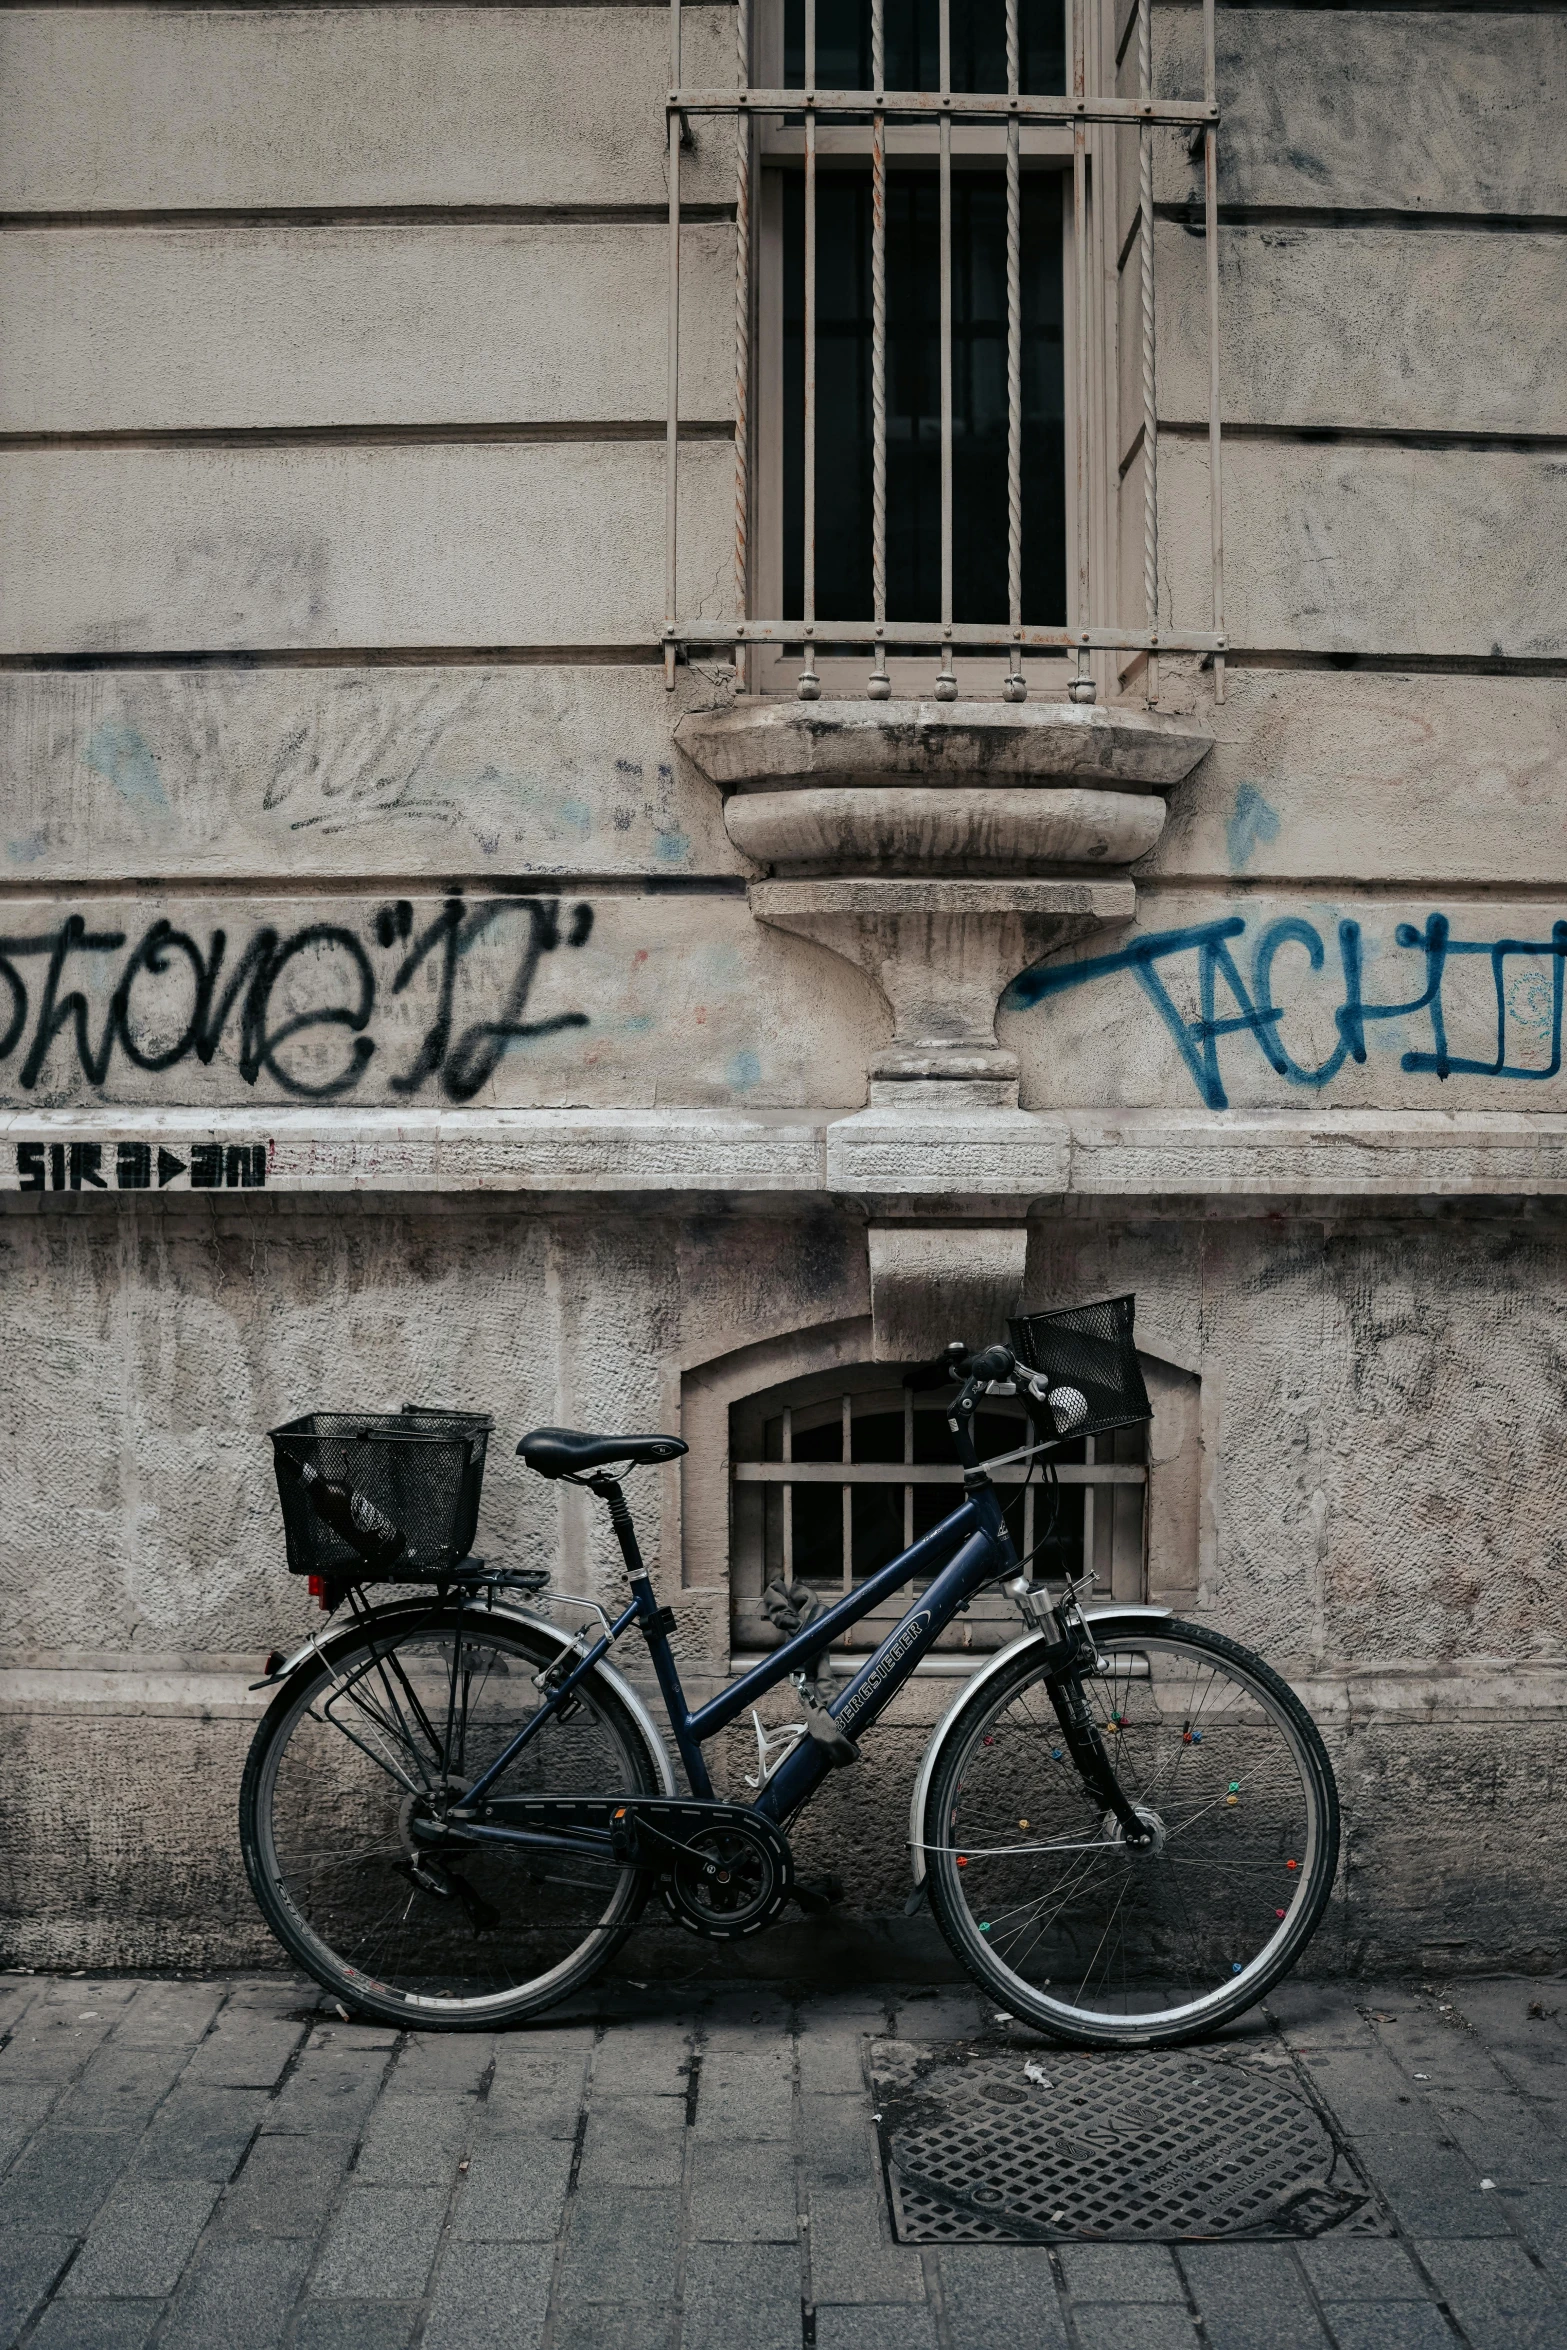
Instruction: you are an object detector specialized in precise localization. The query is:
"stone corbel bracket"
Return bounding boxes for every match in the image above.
[867,1220,1030,1361]
[751,875,1132,1100]
[677,698,1211,1106]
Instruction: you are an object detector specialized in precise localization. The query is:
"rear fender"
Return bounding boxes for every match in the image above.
[260,1593,678,1799]
[907,1604,1174,1883]
[464,1598,679,1799]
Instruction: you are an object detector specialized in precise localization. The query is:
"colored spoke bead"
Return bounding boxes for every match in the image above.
[1285,1858,1298,1871]
[1231,1961,1243,1974]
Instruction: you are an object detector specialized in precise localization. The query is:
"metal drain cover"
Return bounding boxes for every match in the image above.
[869,2041,1383,2244]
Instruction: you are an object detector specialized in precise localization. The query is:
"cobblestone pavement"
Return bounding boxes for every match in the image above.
[3,1969,1567,2350]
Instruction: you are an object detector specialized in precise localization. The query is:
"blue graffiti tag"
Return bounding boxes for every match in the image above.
[1006,913,1567,1110]
[1225,784,1280,872]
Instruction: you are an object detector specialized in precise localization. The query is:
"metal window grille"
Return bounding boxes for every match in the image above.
[665,0,1225,707]
[729,1367,1147,1656]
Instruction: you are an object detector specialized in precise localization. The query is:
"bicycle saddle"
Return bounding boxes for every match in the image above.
[516,1426,688,1479]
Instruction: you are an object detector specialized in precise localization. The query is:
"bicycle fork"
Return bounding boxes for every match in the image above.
[1020,1592,1154,1849]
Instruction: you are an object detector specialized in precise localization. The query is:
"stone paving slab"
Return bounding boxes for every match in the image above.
[1,1971,1566,2346]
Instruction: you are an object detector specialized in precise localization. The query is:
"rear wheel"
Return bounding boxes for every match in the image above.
[923,1616,1339,2046]
[239,1604,663,2028]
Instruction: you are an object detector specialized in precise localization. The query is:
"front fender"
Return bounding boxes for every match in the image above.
[907,1605,1174,1883]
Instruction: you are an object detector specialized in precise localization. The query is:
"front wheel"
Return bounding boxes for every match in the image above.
[240,1603,665,2029]
[922,1616,1340,2047]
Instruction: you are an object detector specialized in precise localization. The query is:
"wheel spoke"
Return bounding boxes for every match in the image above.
[248,1617,654,2022]
[930,1625,1332,2038]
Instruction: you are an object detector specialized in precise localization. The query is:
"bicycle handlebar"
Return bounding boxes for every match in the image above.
[903,1341,1017,1393]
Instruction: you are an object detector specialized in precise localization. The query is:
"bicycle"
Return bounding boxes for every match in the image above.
[239,1296,1339,2045]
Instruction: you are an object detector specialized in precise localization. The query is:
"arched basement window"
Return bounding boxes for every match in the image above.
[728,1361,1149,1655]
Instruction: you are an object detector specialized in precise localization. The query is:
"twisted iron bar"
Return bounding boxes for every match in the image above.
[1005,0,1023,697]
[733,0,751,657]
[870,0,889,695]
[1137,0,1159,702]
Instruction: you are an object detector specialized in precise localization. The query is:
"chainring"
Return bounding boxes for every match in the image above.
[658,1813,794,1940]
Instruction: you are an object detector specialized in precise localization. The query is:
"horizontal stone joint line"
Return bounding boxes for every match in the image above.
[0,645,673,672]
[8,0,736,10]
[1223,648,1567,678]
[0,421,734,452]
[0,872,752,902]
[0,203,740,231]
[1136,876,1567,902]
[1154,199,1567,236]
[1153,419,1567,455]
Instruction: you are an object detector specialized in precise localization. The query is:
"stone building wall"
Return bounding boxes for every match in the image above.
[1,2,1564,1975]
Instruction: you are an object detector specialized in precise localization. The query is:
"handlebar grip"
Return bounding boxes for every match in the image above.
[965,1344,1016,1384]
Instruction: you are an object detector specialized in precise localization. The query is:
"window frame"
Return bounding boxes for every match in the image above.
[662,0,1228,707]
[678,1318,1202,1676]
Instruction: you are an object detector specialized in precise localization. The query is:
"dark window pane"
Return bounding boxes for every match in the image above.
[972,1402,1027,1456]
[851,1483,907,1576]
[850,1404,906,1463]
[792,1484,845,1580]
[791,1409,843,1462]
[910,1400,955,1465]
[784,169,1065,626]
[1028,1476,1085,1573]
[785,0,1065,95]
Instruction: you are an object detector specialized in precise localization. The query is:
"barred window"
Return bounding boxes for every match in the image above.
[775,0,1071,646]
[664,0,1227,704]
[728,1361,1148,1654]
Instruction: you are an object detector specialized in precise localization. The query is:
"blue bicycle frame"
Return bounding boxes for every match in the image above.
[452,1476,1022,1847]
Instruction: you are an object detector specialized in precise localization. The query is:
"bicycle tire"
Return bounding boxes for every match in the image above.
[922,1615,1340,2047]
[239,1602,664,2029]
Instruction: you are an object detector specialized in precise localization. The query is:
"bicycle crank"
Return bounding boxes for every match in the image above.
[657,1813,794,1940]
[599,1801,792,1941]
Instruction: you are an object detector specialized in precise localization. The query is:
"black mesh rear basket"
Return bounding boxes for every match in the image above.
[1008,1294,1152,1442]
[399,1404,495,1562]
[270,1408,492,1581]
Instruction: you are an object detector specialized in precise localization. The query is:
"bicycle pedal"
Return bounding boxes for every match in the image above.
[793,1873,845,1915]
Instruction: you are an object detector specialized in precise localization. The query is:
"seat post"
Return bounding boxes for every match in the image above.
[584,1474,649,1582]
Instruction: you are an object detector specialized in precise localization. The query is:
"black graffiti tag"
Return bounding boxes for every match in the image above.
[0,896,594,1103]
[379,896,593,1102]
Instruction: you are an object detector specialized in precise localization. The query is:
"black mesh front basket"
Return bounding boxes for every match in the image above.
[1008,1294,1152,1442]
[270,1408,492,1581]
